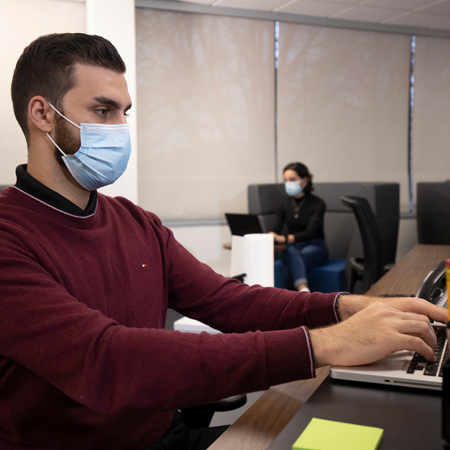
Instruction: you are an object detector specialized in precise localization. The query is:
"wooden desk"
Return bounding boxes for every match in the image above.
[209,244,450,450]
[223,242,287,252]
[366,244,450,297]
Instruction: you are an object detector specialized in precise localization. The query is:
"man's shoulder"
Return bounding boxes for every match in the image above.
[0,185,27,210]
[98,193,164,227]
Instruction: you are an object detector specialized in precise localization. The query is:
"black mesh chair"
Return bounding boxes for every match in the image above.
[341,196,390,294]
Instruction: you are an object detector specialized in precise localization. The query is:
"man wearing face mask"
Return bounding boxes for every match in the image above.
[46,102,131,191]
[269,162,329,293]
[0,33,447,450]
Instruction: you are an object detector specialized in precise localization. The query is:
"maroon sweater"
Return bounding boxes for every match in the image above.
[0,185,340,449]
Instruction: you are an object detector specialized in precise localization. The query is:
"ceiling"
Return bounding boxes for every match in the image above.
[171,0,450,32]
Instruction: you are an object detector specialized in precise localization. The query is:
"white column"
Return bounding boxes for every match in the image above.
[86,0,138,204]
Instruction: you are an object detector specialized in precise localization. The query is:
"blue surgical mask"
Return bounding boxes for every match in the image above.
[285,181,303,197]
[46,103,131,191]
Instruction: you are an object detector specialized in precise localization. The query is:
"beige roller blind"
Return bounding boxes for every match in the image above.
[411,36,450,194]
[277,22,411,209]
[136,9,275,220]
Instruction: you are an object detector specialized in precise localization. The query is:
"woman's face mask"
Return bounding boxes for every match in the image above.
[285,181,303,197]
[46,102,131,191]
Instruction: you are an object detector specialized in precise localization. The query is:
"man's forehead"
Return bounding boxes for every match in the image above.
[71,63,126,86]
[68,63,131,107]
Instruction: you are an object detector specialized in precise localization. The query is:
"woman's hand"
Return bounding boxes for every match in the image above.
[268,232,286,244]
[267,232,295,244]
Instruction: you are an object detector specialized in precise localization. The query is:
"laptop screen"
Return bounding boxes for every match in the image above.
[225,213,263,236]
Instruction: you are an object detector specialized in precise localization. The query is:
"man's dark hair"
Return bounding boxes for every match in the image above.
[283,162,314,193]
[11,33,126,144]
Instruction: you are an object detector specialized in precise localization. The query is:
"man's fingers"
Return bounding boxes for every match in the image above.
[397,334,437,362]
[380,297,448,323]
[391,317,437,361]
[339,295,448,324]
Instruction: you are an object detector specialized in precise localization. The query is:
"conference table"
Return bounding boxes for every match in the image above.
[208,244,450,450]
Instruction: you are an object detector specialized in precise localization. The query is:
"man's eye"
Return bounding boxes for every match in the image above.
[96,108,109,116]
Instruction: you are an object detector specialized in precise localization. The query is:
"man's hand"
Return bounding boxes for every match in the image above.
[338,294,448,324]
[310,300,445,368]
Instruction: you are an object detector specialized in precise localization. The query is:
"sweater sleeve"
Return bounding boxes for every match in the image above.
[0,202,340,418]
[161,216,339,333]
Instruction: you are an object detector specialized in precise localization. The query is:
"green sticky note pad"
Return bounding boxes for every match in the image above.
[293,418,383,450]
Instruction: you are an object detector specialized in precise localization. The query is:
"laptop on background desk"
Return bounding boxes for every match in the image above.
[225,213,263,236]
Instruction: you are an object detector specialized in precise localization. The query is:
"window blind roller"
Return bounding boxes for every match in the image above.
[411,36,450,196]
[277,22,411,209]
[136,9,275,220]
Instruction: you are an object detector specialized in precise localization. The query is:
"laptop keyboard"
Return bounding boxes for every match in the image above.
[406,326,448,377]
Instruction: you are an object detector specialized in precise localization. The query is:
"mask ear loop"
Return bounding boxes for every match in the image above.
[46,133,66,157]
[48,102,81,130]
[46,102,81,157]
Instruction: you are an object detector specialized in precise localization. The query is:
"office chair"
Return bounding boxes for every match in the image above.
[416,181,450,244]
[341,196,389,294]
[180,394,248,428]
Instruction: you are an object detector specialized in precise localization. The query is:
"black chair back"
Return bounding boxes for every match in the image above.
[341,196,383,294]
[417,182,450,245]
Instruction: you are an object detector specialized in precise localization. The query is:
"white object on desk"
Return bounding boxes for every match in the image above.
[173,316,221,334]
[230,233,274,287]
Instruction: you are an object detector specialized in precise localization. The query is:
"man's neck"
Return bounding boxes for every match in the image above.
[15,164,97,216]
[27,156,90,210]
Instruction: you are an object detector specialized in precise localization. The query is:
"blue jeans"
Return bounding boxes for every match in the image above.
[281,238,329,288]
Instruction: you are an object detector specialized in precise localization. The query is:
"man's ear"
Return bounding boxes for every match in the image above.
[28,96,55,134]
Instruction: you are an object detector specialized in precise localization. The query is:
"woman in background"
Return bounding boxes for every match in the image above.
[269,162,328,292]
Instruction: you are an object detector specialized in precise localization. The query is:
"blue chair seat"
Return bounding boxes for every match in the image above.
[274,258,346,293]
[308,258,346,293]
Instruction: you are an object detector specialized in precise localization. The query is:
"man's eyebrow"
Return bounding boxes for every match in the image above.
[93,96,132,112]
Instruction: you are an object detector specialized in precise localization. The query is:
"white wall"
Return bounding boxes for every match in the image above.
[169,223,233,276]
[86,0,138,203]
[0,0,86,185]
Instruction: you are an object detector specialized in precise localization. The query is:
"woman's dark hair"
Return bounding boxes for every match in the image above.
[11,33,126,145]
[283,162,314,193]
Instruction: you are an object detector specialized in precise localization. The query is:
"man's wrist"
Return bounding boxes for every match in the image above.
[334,292,350,321]
[337,294,371,321]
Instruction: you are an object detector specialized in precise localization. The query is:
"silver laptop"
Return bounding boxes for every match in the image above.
[330,323,447,390]
[330,261,448,391]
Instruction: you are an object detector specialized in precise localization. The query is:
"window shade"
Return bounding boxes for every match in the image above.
[136,9,275,220]
[411,36,450,197]
[277,22,411,209]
